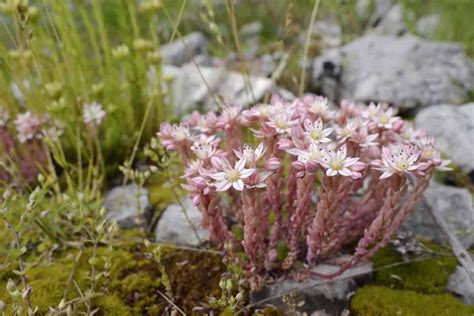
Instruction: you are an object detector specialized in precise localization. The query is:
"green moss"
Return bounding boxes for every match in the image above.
[351,286,474,316]
[0,243,225,314]
[95,294,133,315]
[372,242,457,294]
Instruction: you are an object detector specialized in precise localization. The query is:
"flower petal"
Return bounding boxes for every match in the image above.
[233,179,244,191]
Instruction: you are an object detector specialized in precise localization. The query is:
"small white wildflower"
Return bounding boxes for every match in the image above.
[83,102,106,126]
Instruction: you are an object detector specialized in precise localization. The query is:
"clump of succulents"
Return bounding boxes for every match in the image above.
[158,95,450,289]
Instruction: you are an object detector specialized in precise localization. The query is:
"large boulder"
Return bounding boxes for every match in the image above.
[162,64,274,114]
[250,259,372,314]
[311,34,474,111]
[403,181,474,249]
[155,198,208,247]
[415,103,474,175]
[105,184,151,228]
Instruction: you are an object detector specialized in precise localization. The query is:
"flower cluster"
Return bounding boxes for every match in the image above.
[0,107,63,185]
[158,96,450,287]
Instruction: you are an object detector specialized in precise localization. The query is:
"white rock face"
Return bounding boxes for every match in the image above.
[415,103,474,175]
[403,181,474,248]
[105,184,150,228]
[160,32,208,66]
[250,259,372,314]
[162,64,274,114]
[312,35,474,110]
[155,198,208,247]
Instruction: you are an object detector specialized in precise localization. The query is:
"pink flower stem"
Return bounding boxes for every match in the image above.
[242,187,265,272]
[283,173,315,269]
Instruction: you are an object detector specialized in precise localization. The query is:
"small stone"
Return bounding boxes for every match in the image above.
[160,32,208,66]
[250,259,372,314]
[415,103,474,175]
[416,14,440,38]
[311,18,342,48]
[104,184,151,228]
[373,4,406,36]
[403,181,474,248]
[447,265,474,306]
[155,198,208,247]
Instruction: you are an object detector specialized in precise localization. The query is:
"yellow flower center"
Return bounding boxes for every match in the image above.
[309,150,322,161]
[379,115,389,125]
[423,149,433,159]
[175,129,186,141]
[330,158,343,171]
[395,160,409,171]
[310,130,321,140]
[226,169,241,182]
[275,119,287,129]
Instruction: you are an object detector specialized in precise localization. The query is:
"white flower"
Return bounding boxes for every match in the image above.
[307,95,330,117]
[377,143,421,179]
[191,135,218,160]
[320,144,359,177]
[234,143,266,166]
[210,158,255,191]
[83,102,106,126]
[291,142,325,163]
[14,111,43,143]
[335,121,357,143]
[304,118,333,143]
[374,106,398,129]
[42,126,63,142]
[267,110,298,134]
[418,137,452,171]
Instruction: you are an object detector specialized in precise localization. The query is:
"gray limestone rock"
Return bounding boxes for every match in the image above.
[311,34,474,110]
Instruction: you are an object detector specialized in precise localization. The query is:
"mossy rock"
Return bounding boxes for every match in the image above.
[0,244,225,314]
[351,286,474,316]
[371,242,457,294]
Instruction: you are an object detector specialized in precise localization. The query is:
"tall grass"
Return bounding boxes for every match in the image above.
[0,0,172,180]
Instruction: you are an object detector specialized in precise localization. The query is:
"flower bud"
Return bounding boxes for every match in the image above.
[6,279,15,292]
[265,158,282,171]
[99,207,106,218]
[139,0,162,13]
[226,279,233,292]
[219,279,226,290]
[277,138,292,150]
[112,44,130,59]
[147,50,162,64]
[133,38,154,51]
[291,160,305,171]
